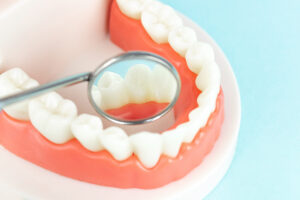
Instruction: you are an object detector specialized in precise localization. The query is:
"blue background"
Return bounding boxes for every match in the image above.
[160,0,299,199]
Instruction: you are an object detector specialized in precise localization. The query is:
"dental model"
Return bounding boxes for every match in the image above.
[0,0,224,189]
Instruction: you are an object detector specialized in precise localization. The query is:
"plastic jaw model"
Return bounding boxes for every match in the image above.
[0,0,224,189]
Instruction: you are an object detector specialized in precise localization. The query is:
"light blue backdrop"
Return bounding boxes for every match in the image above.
[160,0,299,199]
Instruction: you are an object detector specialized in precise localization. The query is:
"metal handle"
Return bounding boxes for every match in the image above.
[0,72,91,109]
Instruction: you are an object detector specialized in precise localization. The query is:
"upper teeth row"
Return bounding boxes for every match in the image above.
[92,64,177,110]
[0,0,221,168]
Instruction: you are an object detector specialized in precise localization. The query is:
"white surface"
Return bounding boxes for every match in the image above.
[0,3,241,200]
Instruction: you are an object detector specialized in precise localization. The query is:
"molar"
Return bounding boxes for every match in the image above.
[29,92,77,144]
[100,127,133,161]
[186,42,215,74]
[117,0,153,20]
[168,26,198,57]
[130,131,163,168]
[98,71,129,110]
[71,114,103,152]
[0,68,39,120]
[141,1,182,44]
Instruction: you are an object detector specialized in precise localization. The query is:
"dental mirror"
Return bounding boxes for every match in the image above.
[0,51,181,125]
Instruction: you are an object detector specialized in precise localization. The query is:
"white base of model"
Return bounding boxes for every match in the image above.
[0,2,241,199]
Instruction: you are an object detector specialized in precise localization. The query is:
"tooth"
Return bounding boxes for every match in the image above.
[168,26,198,57]
[117,0,153,20]
[195,62,221,91]
[141,2,183,44]
[71,114,103,152]
[0,68,39,120]
[180,116,206,143]
[29,92,77,144]
[197,85,220,112]
[186,42,215,74]
[125,64,153,103]
[162,127,185,157]
[100,127,132,161]
[91,85,102,108]
[97,71,129,110]
[130,132,163,168]
[152,64,177,103]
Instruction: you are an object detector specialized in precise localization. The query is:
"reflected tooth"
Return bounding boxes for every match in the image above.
[130,132,163,168]
[162,127,185,157]
[29,92,77,144]
[195,62,221,91]
[71,114,103,152]
[125,64,153,103]
[91,85,102,108]
[186,42,215,74]
[168,26,198,57]
[117,0,153,19]
[152,64,177,103]
[98,71,129,110]
[0,68,39,120]
[100,127,132,161]
[141,2,183,44]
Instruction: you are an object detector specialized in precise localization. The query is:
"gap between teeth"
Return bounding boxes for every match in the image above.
[0,0,221,168]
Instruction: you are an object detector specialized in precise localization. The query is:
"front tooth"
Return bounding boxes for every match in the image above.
[71,114,103,152]
[195,62,221,91]
[0,68,39,120]
[29,92,77,144]
[125,64,153,103]
[152,64,177,103]
[186,42,215,74]
[97,71,129,110]
[168,26,198,57]
[117,0,153,20]
[130,132,163,168]
[100,127,132,161]
[141,2,183,44]
[162,127,185,157]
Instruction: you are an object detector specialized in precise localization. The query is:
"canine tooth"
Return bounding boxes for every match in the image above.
[100,127,132,161]
[141,3,183,44]
[130,132,163,168]
[168,26,198,57]
[125,64,153,103]
[117,0,153,20]
[0,68,39,120]
[71,114,103,152]
[195,62,221,91]
[29,92,77,144]
[98,71,129,110]
[162,127,185,157]
[152,64,177,102]
[186,42,215,74]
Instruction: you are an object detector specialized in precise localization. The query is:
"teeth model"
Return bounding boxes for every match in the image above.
[0,68,39,120]
[141,1,183,44]
[117,0,153,19]
[29,92,78,144]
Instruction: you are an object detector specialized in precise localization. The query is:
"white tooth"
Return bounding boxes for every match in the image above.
[0,68,39,120]
[168,26,198,57]
[186,42,215,74]
[71,114,103,152]
[162,127,185,157]
[91,85,102,108]
[125,64,153,103]
[100,127,132,161]
[197,85,220,112]
[141,2,183,44]
[117,0,153,20]
[181,116,206,143]
[130,132,163,168]
[29,92,77,144]
[195,62,221,91]
[97,71,129,110]
[152,64,177,103]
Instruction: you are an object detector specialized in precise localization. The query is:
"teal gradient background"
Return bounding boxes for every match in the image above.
[160,0,299,199]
